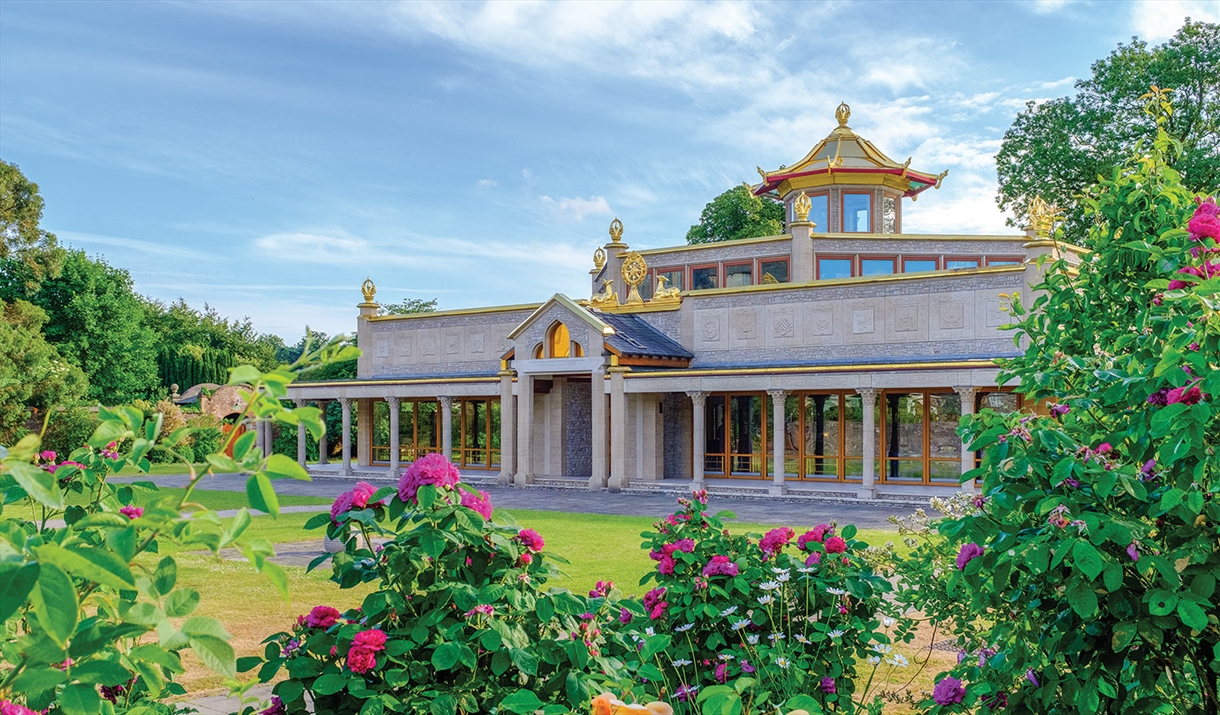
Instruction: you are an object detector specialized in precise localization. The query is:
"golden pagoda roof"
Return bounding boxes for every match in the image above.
[752,102,947,199]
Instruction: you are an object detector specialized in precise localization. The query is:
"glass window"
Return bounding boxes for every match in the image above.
[548,323,570,358]
[946,258,980,270]
[725,263,752,287]
[729,395,764,476]
[810,194,829,233]
[692,265,719,290]
[656,268,684,292]
[842,393,864,479]
[818,258,853,280]
[883,392,924,482]
[861,258,895,276]
[705,395,726,475]
[803,394,840,478]
[759,259,789,283]
[987,258,1022,266]
[903,259,938,273]
[843,193,872,233]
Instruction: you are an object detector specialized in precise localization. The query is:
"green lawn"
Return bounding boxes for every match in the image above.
[68,486,332,511]
[113,463,214,477]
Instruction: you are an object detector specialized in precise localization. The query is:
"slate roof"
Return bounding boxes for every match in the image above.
[598,312,693,361]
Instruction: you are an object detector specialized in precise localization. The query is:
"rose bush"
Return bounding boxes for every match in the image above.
[0,333,352,714]
[919,91,1220,714]
[608,492,911,715]
[255,453,631,715]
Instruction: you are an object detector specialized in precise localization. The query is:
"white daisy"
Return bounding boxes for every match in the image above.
[747,635,760,645]
[826,588,847,596]
[731,619,752,631]
[718,653,734,661]
[776,571,791,582]
[645,627,655,637]
[796,567,816,574]
[757,595,775,605]
[671,659,693,667]
[768,632,785,642]
[881,616,895,628]
[775,657,790,669]
[867,655,881,665]
[871,644,892,654]
[759,581,782,591]
[794,634,810,644]
[827,630,845,639]
[770,567,791,575]
[886,654,909,668]
[720,606,738,617]
[675,623,695,633]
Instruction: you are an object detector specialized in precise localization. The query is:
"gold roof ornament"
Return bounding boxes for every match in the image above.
[593,247,606,270]
[609,217,624,243]
[1027,196,1062,237]
[793,191,812,222]
[835,101,851,127]
[590,278,618,309]
[621,251,647,306]
[361,277,377,303]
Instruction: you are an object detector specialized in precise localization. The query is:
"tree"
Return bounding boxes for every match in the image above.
[996,20,1220,235]
[1,250,160,403]
[380,297,438,316]
[0,299,87,443]
[685,185,785,244]
[0,160,64,291]
[144,298,284,390]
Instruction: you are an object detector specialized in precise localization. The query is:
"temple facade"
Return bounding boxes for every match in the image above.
[282,104,1081,499]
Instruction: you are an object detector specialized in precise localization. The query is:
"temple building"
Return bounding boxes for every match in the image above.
[283,103,1081,499]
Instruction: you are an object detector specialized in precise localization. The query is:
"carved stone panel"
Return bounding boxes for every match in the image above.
[844,299,884,344]
[694,309,727,350]
[852,309,875,334]
[894,305,918,332]
[469,332,485,354]
[802,305,840,346]
[729,307,762,346]
[396,334,412,360]
[766,306,800,347]
[375,338,389,358]
[419,330,438,359]
[940,301,965,329]
[929,292,976,340]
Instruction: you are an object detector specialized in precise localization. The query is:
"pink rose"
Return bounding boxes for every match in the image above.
[460,489,493,520]
[956,543,984,570]
[823,536,847,554]
[1188,197,1220,240]
[517,528,545,553]
[305,605,341,629]
[352,629,386,651]
[119,505,143,520]
[397,453,461,504]
[346,647,377,674]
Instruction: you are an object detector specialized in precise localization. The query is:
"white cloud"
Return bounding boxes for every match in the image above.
[476,178,497,188]
[1131,0,1218,41]
[59,230,211,261]
[1030,0,1073,15]
[903,179,1013,235]
[538,195,613,222]
[915,136,1002,171]
[1039,76,1076,90]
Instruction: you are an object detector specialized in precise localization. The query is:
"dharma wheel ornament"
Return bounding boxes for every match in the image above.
[361,277,377,303]
[593,246,606,270]
[609,217,624,243]
[793,191,812,222]
[621,251,647,306]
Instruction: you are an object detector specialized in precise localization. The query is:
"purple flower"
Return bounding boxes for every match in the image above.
[1026,669,1039,687]
[933,677,965,705]
[820,676,836,694]
[258,695,286,715]
[1126,543,1140,562]
[674,684,699,702]
[956,543,984,571]
[739,659,755,674]
[1049,403,1070,417]
[701,555,739,577]
[715,662,727,683]
[619,607,632,624]
[1141,459,1157,480]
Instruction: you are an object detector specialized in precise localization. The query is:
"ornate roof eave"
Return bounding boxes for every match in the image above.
[753,166,944,198]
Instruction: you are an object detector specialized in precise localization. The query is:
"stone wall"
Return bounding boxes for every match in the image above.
[361,308,536,379]
[565,380,592,477]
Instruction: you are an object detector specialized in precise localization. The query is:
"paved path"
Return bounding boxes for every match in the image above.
[116,474,914,530]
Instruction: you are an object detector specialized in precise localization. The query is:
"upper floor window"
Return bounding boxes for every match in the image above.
[843,193,872,232]
[817,257,853,280]
[810,194,829,233]
[759,259,789,283]
[545,322,581,358]
[725,262,753,287]
[903,258,939,273]
[692,265,719,290]
[945,258,980,270]
[860,258,895,276]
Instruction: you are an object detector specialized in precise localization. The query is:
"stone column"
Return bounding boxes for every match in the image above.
[295,399,307,468]
[252,418,264,456]
[607,366,629,492]
[262,421,274,458]
[768,390,787,496]
[498,369,516,486]
[438,396,454,463]
[789,219,815,282]
[515,373,534,487]
[386,396,401,477]
[687,391,706,489]
[338,397,353,476]
[856,388,877,499]
[589,366,608,490]
[317,400,329,466]
[956,387,978,493]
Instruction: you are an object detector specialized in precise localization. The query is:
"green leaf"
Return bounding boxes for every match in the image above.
[181,616,231,640]
[312,673,347,696]
[31,563,79,645]
[0,562,40,622]
[498,689,545,714]
[220,508,253,548]
[1177,600,1208,631]
[34,544,136,591]
[206,453,242,473]
[1069,582,1098,618]
[1111,621,1137,650]
[1160,488,1186,511]
[509,648,538,676]
[227,365,261,385]
[246,473,279,517]
[72,659,133,686]
[11,665,67,695]
[1072,540,1105,581]
[165,588,200,618]
[8,462,64,509]
[1148,590,1179,616]
[153,557,177,596]
[58,682,102,715]
[265,453,312,481]
[87,419,131,449]
[432,642,461,671]
[1102,563,1124,592]
[261,561,290,603]
[189,634,235,677]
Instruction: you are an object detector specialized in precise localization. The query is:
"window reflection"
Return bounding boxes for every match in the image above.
[843,194,872,232]
[759,260,789,283]
[861,259,895,276]
[725,263,753,287]
[692,266,719,290]
[818,258,853,280]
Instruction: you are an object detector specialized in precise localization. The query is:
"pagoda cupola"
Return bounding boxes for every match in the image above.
[751,102,947,234]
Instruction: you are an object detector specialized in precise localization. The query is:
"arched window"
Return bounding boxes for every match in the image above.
[547,323,571,358]
[532,344,543,359]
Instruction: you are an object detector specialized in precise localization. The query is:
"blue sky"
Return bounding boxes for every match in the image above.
[2,0,1216,342]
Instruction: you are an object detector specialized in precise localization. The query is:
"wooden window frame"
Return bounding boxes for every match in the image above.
[704,392,769,480]
[690,263,721,291]
[371,398,443,466]
[841,191,874,233]
[859,256,898,277]
[778,392,866,484]
[723,260,754,288]
[757,257,790,284]
[985,256,1024,266]
[944,256,982,270]
[876,389,963,485]
[653,266,686,293]
[901,256,941,273]
[816,254,856,280]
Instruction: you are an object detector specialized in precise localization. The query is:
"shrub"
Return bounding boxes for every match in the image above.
[257,454,627,714]
[39,406,100,458]
[188,414,225,460]
[919,92,1220,713]
[0,334,354,714]
[609,493,911,714]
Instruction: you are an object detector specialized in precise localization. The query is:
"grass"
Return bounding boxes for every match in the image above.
[65,486,332,511]
[113,463,214,477]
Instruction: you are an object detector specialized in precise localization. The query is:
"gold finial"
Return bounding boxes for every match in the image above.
[793,191,811,222]
[1027,196,1062,238]
[361,277,376,303]
[835,102,851,127]
[934,169,949,189]
[621,251,647,306]
[609,217,624,243]
[590,278,617,308]
[593,247,606,270]
[756,166,767,181]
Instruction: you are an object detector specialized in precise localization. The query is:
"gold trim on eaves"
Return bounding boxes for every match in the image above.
[366,302,543,322]
[625,359,1002,379]
[684,264,1025,299]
